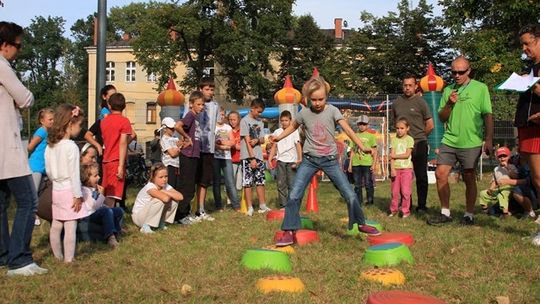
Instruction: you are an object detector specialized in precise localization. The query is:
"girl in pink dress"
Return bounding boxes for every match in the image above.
[45,104,85,263]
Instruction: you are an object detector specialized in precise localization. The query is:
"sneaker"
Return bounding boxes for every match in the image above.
[34,218,41,226]
[535,215,540,225]
[140,224,154,234]
[521,211,536,220]
[198,212,215,221]
[402,213,410,218]
[188,215,202,223]
[532,231,540,246]
[247,207,254,217]
[275,231,295,247]
[358,224,381,236]
[107,235,119,248]
[388,212,397,217]
[258,205,271,214]
[460,216,474,225]
[178,217,193,225]
[415,206,428,213]
[427,214,453,226]
[7,263,48,277]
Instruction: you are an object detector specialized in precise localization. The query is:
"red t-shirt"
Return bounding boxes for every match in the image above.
[231,128,241,163]
[101,113,132,162]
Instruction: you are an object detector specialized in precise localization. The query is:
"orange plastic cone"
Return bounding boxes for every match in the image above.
[306,175,319,213]
[240,189,248,214]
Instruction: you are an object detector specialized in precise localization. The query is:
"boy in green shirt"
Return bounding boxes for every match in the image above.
[348,115,378,205]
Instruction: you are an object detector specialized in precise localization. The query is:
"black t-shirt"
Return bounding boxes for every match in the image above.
[88,119,103,145]
[514,62,540,128]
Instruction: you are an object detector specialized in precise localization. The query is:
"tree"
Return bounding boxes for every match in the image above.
[323,0,448,96]
[277,15,333,91]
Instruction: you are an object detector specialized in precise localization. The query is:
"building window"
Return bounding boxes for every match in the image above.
[106,61,115,82]
[125,61,136,82]
[146,102,157,124]
[146,72,157,83]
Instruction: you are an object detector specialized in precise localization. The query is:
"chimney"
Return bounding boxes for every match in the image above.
[334,18,343,39]
[122,32,131,41]
[93,17,98,46]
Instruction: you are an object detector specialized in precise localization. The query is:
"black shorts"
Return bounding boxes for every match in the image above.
[196,153,214,187]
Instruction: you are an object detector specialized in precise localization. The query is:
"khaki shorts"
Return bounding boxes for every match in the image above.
[436,144,482,170]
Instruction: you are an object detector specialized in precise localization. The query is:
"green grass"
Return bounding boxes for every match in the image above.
[1,178,539,303]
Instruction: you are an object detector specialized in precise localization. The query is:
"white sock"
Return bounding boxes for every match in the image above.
[464,212,474,219]
[199,207,205,214]
[259,203,266,209]
[441,208,451,217]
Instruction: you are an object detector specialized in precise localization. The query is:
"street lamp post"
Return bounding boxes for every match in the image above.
[95,0,107,119]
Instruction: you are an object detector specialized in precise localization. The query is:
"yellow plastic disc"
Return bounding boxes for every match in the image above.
[263,245,295,254]
[360,268,406,286]
[256,276,305,294]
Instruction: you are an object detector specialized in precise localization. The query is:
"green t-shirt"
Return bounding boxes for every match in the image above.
[438,79,492,149]
[391,135,414,169]
[349,131,377,166]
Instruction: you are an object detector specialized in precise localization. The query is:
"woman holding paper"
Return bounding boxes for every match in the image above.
[515,25,540,242]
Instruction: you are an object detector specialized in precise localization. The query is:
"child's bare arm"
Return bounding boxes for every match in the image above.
[162,188,183,202]
[147,188,171,203]
[295,141,303,164]
[118,133,128,179]
[271,120,300,142]
[393,148,413,159]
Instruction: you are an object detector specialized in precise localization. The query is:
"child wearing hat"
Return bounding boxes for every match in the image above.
[347,114,378,206]
[478,146,518,217]
[160,117,183,197]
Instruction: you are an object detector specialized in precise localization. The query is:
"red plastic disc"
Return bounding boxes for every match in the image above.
[266,209,285,221]
[367,232,415,246]
[273,229,320,246]
[366,290,446,304]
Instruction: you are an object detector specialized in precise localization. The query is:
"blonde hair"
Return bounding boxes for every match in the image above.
[80,163,99,187]
[48,104,84,146]
[37,108,54,125]
[148,162,167,183]
[302,76,329,98]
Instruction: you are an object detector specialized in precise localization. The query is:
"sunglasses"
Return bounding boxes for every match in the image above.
[497,155,508,158]
[9,42,22,50]
[451,69,469,76]
[357,123,368,126]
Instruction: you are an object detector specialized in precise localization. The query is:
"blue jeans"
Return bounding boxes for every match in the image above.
[213,158,240,209]
[352,165,374,205]
[87,207,124,240]
[0,175,37,269]
[281,154,366,231]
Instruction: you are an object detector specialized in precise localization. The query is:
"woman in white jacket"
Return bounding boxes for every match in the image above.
[0,21,47,276]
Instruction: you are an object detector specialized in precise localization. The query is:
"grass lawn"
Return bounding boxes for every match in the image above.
[1,177,539,303]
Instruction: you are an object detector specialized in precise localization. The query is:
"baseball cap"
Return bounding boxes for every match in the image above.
[496,146,510,157]
[161,117,176,129]
[356,115,369,124]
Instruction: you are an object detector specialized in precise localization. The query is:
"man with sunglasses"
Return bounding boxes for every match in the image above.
[0,21,48,276]
[428,56,493,226]
[392,74,434,214]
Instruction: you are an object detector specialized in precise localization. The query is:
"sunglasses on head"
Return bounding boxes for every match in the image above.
[451,69,469,76]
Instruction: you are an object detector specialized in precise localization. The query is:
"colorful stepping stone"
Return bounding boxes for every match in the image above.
[360,268,405,286]
[273,229,320,246]
[266,209,285,221]
[263,244,295,254]
[256,276,305,294]
[300,217,314,229]
[367,231,415,246]
[363,242,414,267]
[347,220,383,236]
[366,290,447,304]
[241,249,292,273]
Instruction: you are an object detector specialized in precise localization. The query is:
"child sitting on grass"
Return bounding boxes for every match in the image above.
[478,146,518,217]
[272,76,380,247]
[80,163,123,248]
[132,163,182,233]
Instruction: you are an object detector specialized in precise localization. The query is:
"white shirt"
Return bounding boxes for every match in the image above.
[0,55,34,179]
[214,123,232,160]
[272,128,300,163]
[132,182,174,214]
[160,134,180,168]
[82,186,105,216]
[45,139,83,198]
